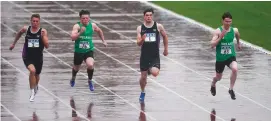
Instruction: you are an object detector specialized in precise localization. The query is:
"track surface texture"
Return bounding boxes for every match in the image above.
[1,1,271,121]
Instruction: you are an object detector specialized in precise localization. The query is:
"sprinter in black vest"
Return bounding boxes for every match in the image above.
[136,8,168,102]
[9,14,49,102]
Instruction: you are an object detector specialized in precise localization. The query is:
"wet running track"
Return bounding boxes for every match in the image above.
[1,1,271,121]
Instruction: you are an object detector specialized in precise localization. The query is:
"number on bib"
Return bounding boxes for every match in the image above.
[144,33,156,42]
[79,41,90,49]
[221,46,232,54]
[28,39,39,48]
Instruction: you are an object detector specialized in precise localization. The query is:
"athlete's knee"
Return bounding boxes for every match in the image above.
[231,67,238,74]
[151,71,159,77]
[215,73,222,81]
[86,61,94,69]
[86,58,94,69]
[230,61,238,73]
[29,69,36,75]
[141,76,147,81]
[73,65,80,71]
[151,67,160,77]
[87,64,94,70]
[28,66,36,75]
[213,77,221,82]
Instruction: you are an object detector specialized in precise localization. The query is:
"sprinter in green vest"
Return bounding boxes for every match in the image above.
[70,10,107,91]
[210,12,241,100]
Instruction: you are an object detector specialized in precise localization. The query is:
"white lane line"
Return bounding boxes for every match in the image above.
[2,3,158,120]
[1,57,91,121]
[54,1,271,112]
[97,1,269,78]
[13,2,228,120]
[142,1,271,55]
[1,103,22,121]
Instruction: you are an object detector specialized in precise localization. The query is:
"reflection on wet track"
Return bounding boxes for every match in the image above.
[1,1,271,121]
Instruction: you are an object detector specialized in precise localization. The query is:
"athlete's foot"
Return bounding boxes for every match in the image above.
[70,79,75,87]
[88,80,94,91]
[139,92,145,103]
[29,95,35,102]
[210,86,216,96]
[29,89,35,102]
[228,89,236,100]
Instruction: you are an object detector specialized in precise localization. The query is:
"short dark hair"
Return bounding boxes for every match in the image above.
[79,10,90,17]
[31,14,40,20]
[143,8,154,15]
[222,12,232,20]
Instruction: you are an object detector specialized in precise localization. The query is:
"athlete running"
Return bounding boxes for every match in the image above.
[210,12,241,100]
[136,8,168,102]
[9,14,49,102]
[70,10,107,91]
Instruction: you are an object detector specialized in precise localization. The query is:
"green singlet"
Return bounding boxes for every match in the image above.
[74,22,94,53]
[216,26,236,61]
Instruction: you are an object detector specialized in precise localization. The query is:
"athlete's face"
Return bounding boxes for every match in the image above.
[144,12,153,23]
[222,18,232,28]
[30,17,40,28]
[80,14,90,26]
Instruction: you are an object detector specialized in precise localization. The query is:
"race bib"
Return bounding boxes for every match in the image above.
[79,41,90,49]
[28,39,39,48]
[221,45,232,54]
[144,33,156,42]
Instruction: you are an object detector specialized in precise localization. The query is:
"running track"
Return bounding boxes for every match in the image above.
[1,1,271,121]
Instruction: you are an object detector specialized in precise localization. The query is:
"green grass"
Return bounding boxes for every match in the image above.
[152,1,271,51]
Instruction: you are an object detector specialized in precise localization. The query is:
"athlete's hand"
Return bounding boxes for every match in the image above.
[141,34,146,41]
[219,29,227,40]
[237,43,241,51]
[102,41,107,47]
[9,43,15,50]
[163,49,168,56]
[79,26,86,34]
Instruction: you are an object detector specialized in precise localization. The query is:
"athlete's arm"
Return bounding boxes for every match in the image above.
[41,28,49,49]
[210,29,224,48]
[158,23,168,56]
[234,28,241,50]
[71,24,82,41]
[92,23,106,46]
[137,26,145,46]
[233,28,240,44]
[9,26,27,50]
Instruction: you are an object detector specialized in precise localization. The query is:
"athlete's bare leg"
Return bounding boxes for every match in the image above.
[139,71,148,102]
[150,67,159,77]
[85,57,95,91]
[210,73,222,96]
[27,64,36,102]
[229,61,238,90]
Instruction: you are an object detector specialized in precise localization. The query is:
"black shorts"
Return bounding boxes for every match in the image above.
[140,56,160,71]
[74,50,94,65]
[215,56,236,73]
[23,57,43,75]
